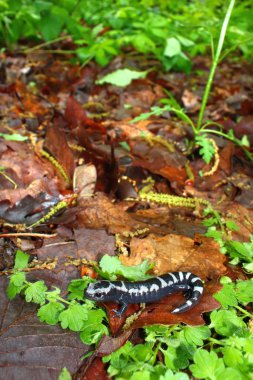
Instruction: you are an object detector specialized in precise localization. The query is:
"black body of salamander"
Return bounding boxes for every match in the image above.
[85,272,204,317]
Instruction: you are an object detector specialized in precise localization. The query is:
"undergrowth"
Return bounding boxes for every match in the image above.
[130,0,252,168]
[7,211,253,380]
[0,0,253,71]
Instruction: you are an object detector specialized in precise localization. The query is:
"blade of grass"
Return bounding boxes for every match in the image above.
[197,0,236,131]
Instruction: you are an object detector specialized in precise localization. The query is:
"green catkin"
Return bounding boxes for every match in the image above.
[139,191,210,208]
[27,200,68,228]
[40,149,70,184]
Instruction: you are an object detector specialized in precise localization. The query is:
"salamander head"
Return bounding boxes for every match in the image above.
[85,281,115,301]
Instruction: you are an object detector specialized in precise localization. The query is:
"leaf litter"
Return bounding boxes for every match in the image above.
[0,50,253,379]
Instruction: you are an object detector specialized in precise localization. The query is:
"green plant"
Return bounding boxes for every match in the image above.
[131,0,252,165]
[203,208,253,273]
[202,204,253,272]
[103,284,253,379]
[1,1,253,71]
[7,250,109,345]
[7,241,253,379]
[6,253,152,344]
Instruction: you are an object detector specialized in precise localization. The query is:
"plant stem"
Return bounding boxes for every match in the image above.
[203,129,253,161]
[235,305,252,318]
[0,232,57,238]
[24,36,70,53]
[196,0,235,131]
[0,171,18,189]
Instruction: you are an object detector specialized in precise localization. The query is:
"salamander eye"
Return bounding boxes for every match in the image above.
[94,292,103,298]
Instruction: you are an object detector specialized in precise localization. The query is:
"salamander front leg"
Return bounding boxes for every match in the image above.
[112,302,128,318]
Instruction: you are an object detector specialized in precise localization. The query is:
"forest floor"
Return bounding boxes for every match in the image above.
[0,50,252,379]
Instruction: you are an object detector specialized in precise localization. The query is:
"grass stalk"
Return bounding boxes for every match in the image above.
[196,0,236,131]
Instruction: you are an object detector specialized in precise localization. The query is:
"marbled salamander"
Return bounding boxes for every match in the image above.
[85,272,204,317]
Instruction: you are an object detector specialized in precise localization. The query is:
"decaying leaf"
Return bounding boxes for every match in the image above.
[122,234,227,280]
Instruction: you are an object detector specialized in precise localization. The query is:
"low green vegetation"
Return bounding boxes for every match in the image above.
[0,0,252,70]
[130,0,252,166]
[3,1,253,379]
[7,221,253,379]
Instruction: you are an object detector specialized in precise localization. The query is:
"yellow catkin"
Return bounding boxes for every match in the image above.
[27,200,68,228]
[143,133,175,153]
[40,149,70,184]
[139,191,210,208]
[202,138,220,177]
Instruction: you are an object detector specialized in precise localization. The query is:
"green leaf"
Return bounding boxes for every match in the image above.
[7,272,26,299]
[24,281,47,304]
[58,367,71,380]
[38,302,65,325]
[164,37,181,57]
[99,254,152,281]
[222,346,244,368]
[196,135,215,164]
[177,35,194,47]
[59,303,88,331]
[190,349,225,379]
[80,309,108,345]
[183,326,211,346]
[205,227,223,241]
[235,280,253,304]
[14,250,29,270]
[119,141,131,152]
[0,133,28,141]
[130,105,174,124]
[160,369,189,380]
[209,309,246,337]
[225,220,239,231]
[227,239,253,261]
[45,287,62,302]
[215,367,243,380]
[240,135,250,147]
[129,370,151,380]
[96,68,148,87]
[243,262,253,273]
[131,34,156,53]
[67,277,93,301]
[103,340,133,363]
[214,283,238,308]
[38,6,67,41]
[202,217,219,227]
[162,345,191,371]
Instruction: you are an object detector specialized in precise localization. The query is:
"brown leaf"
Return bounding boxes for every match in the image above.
[95,331,133,356]
[130,139,187,187]
[102,282,220,332]
[102,302,139,336]
[182,89,200,112]
[0,276,87,380]
[0,192,58,224]
[121,233,227,280]
[73,228,115,261]
[129,281,221,328]
[74,357,110,380]
[44,123,76,181]
[65,97,104,131]
[77,193,147,233]
[73,164,97,197]
[65,96,88,129]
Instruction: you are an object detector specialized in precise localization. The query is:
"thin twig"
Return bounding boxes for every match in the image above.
[0,233,57,238]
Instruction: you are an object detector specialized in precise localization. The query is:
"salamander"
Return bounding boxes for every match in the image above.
[85,271,204,317]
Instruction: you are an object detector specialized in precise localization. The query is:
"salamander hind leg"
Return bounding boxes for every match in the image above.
[112,302,128,318]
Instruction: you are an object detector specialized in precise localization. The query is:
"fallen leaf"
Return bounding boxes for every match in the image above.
[0,276,88,380]
[121,234,227,280]
[44,123,76,182]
